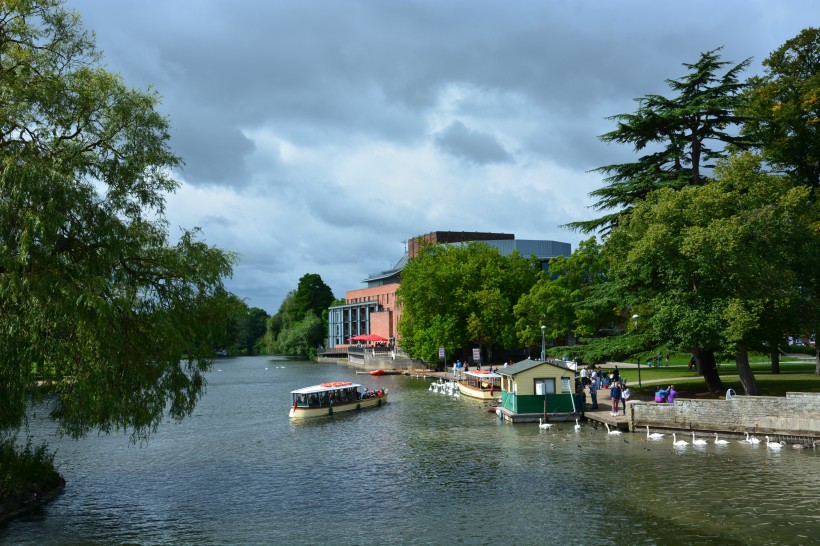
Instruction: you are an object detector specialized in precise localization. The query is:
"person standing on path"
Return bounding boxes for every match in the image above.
[620,384,630,415]
[610,382,622,416]
[589,379,599,409]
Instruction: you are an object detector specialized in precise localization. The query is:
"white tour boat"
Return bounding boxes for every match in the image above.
[458,370,502,400]
[289,381,387,418]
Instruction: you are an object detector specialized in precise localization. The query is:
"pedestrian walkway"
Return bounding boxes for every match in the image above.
[580,385,629,430]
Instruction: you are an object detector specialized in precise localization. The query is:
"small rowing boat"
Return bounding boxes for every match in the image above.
[289,382,387,418]
[369,369,385,376]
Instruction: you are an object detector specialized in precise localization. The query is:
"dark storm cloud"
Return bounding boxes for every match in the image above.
[65,0,817,312]
[434,121,513,164]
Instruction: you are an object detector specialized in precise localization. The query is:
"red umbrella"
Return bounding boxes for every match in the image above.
[349,334,388,342]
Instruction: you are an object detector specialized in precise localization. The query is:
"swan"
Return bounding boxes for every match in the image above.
[605,423,622,435]
[714,433,729,445]
[692,432,708,446]
[646,426,665,440]
[748,433,761,445]
[539,418,552,429]
[672,433,688,446]
[766,436,784,450]
[574,419,581,430]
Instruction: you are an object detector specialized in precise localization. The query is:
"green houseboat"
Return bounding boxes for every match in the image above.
[496,358,578,423]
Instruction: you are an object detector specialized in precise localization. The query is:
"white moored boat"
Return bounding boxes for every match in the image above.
[458,370,502,400]
[289,381,387,418]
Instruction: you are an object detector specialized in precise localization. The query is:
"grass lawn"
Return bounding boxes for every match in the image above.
[602,355,819,400]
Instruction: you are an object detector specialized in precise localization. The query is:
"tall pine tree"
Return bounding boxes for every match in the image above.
[570,49,752,234]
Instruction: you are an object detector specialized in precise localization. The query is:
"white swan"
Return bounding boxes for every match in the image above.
[646,426,665,440]
[539,418,552,429]
[672,433,688,446]
[748,433,761,445]
[605,423,622,435]
[714,433,729,445]
[766,436,784,450]
[692,432,707,446]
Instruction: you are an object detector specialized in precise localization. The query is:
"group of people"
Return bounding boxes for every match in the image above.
[607,380,630,416]
[654,385,677,403]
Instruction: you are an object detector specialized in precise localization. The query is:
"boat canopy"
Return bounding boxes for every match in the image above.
[464,370,502,379]
[290,382,362,395]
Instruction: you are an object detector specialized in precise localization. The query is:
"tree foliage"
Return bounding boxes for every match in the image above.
[0,0,236,440]
[263,273,335,357]
[570,49,751,234]
[514,238,617,359]
[603,153,816,393]
[743,27,820,192]
[397,241,539,364]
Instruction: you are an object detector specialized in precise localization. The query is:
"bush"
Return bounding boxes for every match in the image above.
[788,345,817,356]
[0,436,56,499]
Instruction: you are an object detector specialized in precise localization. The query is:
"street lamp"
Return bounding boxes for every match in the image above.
[632,314,642,387]
[540,325,546,361]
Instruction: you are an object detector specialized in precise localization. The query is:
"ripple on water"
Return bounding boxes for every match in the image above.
[3,358,820,545]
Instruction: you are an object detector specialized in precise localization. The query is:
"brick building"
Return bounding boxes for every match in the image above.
[326,231,571,349]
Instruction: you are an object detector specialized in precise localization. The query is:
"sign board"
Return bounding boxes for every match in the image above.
[472,348,481,362]
[438,347,445,360]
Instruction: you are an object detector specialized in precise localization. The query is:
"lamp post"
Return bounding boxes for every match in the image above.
[540,325,546,361]
[632,314,642,387]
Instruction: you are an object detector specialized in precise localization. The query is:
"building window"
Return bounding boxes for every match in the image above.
[534,378,556,395]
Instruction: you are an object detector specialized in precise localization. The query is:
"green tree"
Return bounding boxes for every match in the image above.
[276,311,324,358]
[570,49,751,234]
[263,273,335,357]
[397,241,539,365]
[233,307,269,355]
[603,153,815,393]
[292,273,335,322]
[742,28,820,374]
[743,27,820,192]
[514,238,619,362]
[0,0,236,440]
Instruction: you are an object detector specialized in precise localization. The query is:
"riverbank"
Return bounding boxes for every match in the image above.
[0,471,65,525]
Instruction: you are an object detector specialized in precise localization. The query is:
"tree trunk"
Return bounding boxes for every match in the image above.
[815,347,819,376]
[695,348,723,392]
[736,343,759,395]
[770,348,780,375]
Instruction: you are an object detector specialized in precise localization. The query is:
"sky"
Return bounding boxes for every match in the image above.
[65,0,817,314]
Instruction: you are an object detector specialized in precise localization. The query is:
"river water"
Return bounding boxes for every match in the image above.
[3,356,819,545]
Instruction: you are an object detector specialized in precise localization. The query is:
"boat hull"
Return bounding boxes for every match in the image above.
[457,383,500,400]
[289,393,387,418]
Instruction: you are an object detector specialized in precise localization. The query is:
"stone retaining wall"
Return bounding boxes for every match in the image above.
[628,392,820,441]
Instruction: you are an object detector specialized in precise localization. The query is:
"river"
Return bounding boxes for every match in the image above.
[3,356,819,545]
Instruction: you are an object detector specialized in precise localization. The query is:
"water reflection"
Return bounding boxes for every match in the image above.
[2,356,818,545]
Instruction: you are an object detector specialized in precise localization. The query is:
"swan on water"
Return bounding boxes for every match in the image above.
[714,433,729,445]
[605,423,622,435]
[766,436,784,450]
[646,426,665,440]
[692,432,707,446]
[748,433,761,445]
[539,418,552,429]
[672,433,688,446]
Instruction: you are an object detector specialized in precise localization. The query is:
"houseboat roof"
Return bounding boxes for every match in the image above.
[290,382,362,395]
[498,358,573,376]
